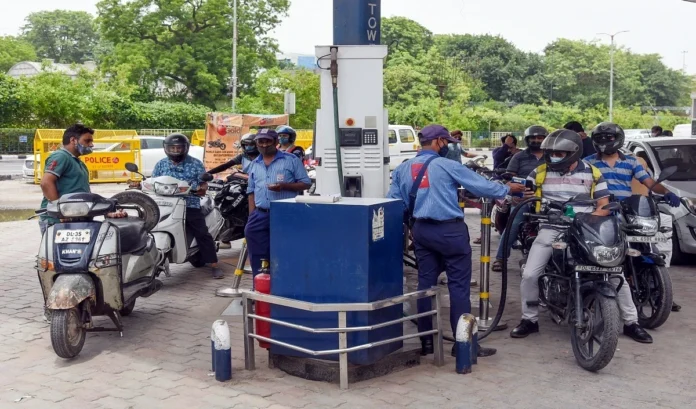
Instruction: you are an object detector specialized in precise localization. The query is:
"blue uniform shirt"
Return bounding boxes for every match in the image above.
[388,150,511,221]
[152,155,206,208]
[585,152,650,200]
[246,150,311,209]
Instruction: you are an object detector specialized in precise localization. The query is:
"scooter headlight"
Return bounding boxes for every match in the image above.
[154,182,178,196]
[59,202,93,217]
[591,244,624,267]
[625,214,659,236]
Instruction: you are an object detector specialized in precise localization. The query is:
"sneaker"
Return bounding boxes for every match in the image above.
[218,242,232,249]
[510,319,539,338]
[672,302,681,312]
[212,267,224,279]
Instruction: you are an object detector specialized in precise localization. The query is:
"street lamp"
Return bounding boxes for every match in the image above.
[230,0,238,113]
[598,30,629,122]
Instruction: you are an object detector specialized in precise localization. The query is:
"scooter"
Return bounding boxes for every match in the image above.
[116,163,225,269]
[36,192,165,359]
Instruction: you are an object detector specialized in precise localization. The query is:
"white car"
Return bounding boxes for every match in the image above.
[23,136,204,181]
[388,125,420,170]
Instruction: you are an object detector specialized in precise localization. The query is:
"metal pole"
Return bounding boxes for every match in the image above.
[477,198,507,331]
[216,239,248,297]
[231,0,238,113]
[609,36,614,122]
[338,311,348,389]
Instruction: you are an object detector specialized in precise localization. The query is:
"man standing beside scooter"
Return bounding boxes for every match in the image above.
[152,133,224,279]
[245,129,311,276]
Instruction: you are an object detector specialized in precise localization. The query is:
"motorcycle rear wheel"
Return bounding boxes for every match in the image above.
[634,265,673,329]
[570,292,620,372]
[50,307,86,359]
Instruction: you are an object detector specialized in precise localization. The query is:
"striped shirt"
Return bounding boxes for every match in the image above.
[585,152,650,200]
[527,160,610,215]
[246,151,311,209]
[388,150,510,221]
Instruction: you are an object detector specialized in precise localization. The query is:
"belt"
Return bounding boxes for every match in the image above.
[415,218,463,225]
[256,208,269,213]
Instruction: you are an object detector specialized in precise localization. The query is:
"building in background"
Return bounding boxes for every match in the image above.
[276,52,317,71]
[7,60,97,79]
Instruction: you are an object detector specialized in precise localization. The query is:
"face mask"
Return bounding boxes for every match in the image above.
[243,145,256,153]
[279,137,290,145]
[549,156,564,163]
[437,140,449,157]
[75,140,93,155]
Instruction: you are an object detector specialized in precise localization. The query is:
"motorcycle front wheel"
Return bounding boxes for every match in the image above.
[50,307,86,359]
[633,265,673,329]
[220,143,227,150]
[570,292,620,372]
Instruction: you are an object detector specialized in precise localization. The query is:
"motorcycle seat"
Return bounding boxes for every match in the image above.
[110,218,149,254]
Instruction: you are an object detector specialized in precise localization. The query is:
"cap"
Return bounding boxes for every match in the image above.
[254,128,278,140]
[418,124,458,143]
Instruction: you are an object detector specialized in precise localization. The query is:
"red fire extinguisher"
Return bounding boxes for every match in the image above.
[254,259,271,349]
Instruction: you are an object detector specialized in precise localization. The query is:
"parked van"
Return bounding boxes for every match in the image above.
[672,124,692,138]
[388,125,420,170]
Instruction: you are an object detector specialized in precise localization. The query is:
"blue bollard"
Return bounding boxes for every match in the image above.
[211,320,232,382]
[455,314,478,374]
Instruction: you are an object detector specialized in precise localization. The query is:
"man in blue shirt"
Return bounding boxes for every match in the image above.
[152,133,223,279]
[244,129,311,275]
[388,124,525,358]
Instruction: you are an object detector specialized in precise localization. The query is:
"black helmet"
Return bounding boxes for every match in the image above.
[240,133,258,156]
[276,125,297,144]
[591,122,625,155]
[524,125,548,150]
[163,133,190,163]
[540,129,583,172]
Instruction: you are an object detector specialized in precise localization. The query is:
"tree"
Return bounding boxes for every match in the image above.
[21,10,99,64]
[0,36,37,72]
[0,74,31,127]
[97,0,290,105]
[381,17,433,58]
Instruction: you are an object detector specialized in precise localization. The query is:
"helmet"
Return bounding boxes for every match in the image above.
[240,132,258,156]
[524,125,548,150]
[163,133,190,163]
[591,122,625,155]
[276,125,297,144]
[540,129,583,172]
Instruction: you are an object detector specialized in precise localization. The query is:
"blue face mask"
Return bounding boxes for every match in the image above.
[243,145,256,153]
[75,140,93,155]
[550,156,563,163]
[279,137,290,145]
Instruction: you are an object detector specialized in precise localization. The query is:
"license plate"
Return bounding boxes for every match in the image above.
[574,265,623,273]
[55,229,91,244]
[626,236,669,243]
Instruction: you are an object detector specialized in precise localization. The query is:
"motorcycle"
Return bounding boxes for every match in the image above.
[518,196,625,371]
[36,192,165,358]
[210,173,250,243]
[620,166,678,329]
[208,139,227,150]
[115,163,225,269]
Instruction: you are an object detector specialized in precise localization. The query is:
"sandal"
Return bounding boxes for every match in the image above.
[473,237,482,244]
[492,259,503,272]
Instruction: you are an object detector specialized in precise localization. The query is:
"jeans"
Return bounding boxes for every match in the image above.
[495,203,529,260]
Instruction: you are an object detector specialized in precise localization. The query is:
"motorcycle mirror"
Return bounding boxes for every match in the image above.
[200,173,214,182]
[601,202,621,211]
[650,166,678,193]
[125,162,139,173]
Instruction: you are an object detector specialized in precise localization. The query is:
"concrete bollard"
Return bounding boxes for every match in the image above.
[211,320,232,382]
[455,314,478,374]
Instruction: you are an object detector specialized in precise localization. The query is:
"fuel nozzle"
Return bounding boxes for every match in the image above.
[330,46,338,87]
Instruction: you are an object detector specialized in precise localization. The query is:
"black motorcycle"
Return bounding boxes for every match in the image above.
[619,166,677,329]
[208,174,249,242]
[519,196,624,372]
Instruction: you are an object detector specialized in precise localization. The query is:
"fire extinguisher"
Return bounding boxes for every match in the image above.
[254,259,271,349]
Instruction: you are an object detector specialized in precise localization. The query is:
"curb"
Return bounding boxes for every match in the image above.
[0,155,28,160]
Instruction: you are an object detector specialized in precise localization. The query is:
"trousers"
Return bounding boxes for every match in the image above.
[412,220,473,336]
[244,209,270,276]
[520,228,638,325]
[495,203,530,260]
[186,207,218,264]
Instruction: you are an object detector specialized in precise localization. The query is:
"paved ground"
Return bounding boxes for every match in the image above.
[0,159,23,176]
[1,212,696,409]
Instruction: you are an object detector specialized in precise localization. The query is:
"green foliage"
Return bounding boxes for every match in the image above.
[381,17,433,58]
[96,0,290,105]
[0,36,37,72]
[21,10,99,64]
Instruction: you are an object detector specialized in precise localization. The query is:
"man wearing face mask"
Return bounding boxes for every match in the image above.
[245,129,311,276]
[39,124,126,235]
[388,124,526,358]
[208,132,259,179]
[276,125,305,159]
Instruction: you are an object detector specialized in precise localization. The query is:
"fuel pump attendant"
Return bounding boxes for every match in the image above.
[388,124,526,358]
[245,129,311,276]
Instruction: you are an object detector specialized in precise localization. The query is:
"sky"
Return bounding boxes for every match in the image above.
[3,0,696,74]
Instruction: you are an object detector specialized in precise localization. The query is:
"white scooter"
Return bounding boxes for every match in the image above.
[115,163,225,270]
[36,192,166,359]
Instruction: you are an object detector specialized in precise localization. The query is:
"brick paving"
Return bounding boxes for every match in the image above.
[1,213,696,409]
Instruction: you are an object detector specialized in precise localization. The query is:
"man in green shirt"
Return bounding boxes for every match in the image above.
[38,124,95,234]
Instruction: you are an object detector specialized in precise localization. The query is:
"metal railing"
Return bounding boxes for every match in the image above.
[241,288,444,389]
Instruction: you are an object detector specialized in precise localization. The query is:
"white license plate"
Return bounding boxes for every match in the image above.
[55,229,91,244]
[626,236,669,243]
[574,265,623,273]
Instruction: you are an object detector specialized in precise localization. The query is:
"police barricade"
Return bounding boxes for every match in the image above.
[33,129,142,184]
[295,129,313,149]
[191,129,206,147]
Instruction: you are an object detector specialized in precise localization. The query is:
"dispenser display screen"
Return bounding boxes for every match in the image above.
[339,128,363,147]
[362,129,378,145]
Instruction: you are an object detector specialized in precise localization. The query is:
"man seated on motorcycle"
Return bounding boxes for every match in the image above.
[510,129,613,338]
[492,125,548,272]
[152,133,224,279]
[585,122,682,318]
[276,126,305,159]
